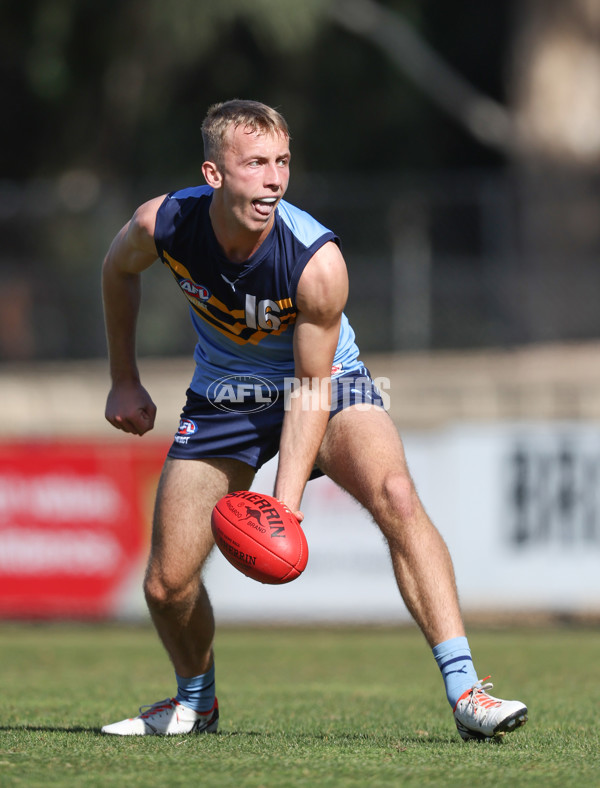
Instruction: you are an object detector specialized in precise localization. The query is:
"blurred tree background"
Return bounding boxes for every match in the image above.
[1,0,599,361]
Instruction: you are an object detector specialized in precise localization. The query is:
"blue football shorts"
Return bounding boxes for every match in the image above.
[167,368,386,476]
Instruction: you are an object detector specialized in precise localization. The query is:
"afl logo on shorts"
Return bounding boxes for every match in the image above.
[207,375,279,413]
[179,279,210,303]
[177,418,198,436]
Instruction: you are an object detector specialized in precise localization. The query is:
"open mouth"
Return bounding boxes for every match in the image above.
[252,196,278,217]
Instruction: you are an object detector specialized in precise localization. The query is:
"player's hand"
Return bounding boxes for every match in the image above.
[275,497,304,523]
[105,381,157,436]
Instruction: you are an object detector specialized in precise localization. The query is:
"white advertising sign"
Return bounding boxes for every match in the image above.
[204,423,600,623]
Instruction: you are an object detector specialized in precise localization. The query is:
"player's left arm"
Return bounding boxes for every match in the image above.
[273,240,348,519]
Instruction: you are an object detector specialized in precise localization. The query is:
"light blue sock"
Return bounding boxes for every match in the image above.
[432,636,478,708]
[175,664,216,713]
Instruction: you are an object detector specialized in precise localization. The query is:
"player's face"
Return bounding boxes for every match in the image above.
[217,125,290,233]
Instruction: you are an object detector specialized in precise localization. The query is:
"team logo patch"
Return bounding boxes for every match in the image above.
[179,279,210,302]
[174,418,197,446]
[206,375,279,413]
[177,418,198,436]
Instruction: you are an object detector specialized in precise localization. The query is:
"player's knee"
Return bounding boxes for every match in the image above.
[143,569,189,610]
[375,471,420,532]
[143,573,169,609]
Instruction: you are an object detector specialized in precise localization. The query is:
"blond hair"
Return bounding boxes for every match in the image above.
[201,99,290,164]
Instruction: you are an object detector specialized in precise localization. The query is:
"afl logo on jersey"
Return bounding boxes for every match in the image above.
[207,375,279,413]
[179,279,210,303]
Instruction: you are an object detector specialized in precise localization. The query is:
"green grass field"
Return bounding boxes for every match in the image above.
[1,622,599,787]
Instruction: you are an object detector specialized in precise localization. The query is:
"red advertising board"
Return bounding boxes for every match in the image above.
[0,440,168,618]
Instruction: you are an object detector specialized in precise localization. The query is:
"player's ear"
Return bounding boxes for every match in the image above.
[202,160,222,189]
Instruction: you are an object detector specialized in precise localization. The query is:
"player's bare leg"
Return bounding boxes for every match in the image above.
[316,405,465,647]
[144,456,255,676]
[317,404,527,740]
[102,456,255,736]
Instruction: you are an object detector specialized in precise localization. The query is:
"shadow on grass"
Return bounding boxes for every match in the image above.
[0,725,101,734]
[0,726,506,747]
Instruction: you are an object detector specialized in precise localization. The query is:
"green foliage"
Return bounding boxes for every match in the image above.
[147,0,328,57]
[1,623,600,787]
[1,0,510,179]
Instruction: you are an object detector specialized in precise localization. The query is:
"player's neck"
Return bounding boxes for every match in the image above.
[210,210,274,264]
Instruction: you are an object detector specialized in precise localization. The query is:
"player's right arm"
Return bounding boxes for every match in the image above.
[102,195,165,435]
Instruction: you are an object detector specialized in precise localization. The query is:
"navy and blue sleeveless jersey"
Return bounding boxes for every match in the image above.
[154,185,362,396]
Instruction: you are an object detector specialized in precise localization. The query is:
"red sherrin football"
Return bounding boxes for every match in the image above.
[211,491,309,584]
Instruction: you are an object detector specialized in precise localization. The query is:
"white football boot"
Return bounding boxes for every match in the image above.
[101,697,219,736]
[453,677,527,741]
